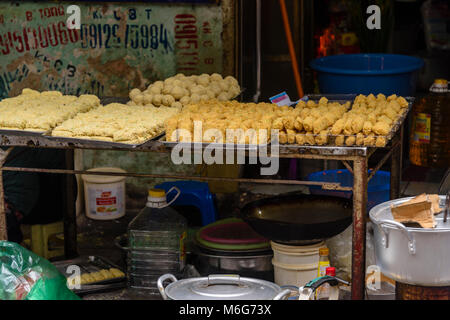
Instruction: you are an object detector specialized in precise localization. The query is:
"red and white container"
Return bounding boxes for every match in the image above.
[81,167,126,220]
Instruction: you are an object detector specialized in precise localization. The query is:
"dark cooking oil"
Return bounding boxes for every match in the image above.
[410,79,450,167]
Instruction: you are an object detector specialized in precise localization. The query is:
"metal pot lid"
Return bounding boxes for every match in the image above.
[164,275,282,300]
[370,196,450,231]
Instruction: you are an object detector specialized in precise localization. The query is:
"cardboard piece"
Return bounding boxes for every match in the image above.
[400,193,442,215]
[391,197,436,229]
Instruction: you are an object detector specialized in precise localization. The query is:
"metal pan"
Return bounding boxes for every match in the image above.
[52,255,126,295]
[240,194,353,245]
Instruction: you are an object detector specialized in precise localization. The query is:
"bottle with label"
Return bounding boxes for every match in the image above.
[409,79,450,167]
[127,187,187,295]
[315,247,330,299]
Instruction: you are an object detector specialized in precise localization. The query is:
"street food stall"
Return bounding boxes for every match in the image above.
[0,0,449,303]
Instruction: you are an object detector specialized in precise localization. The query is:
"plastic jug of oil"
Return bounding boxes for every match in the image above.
[410,79,450,167]
[127,187,187,295]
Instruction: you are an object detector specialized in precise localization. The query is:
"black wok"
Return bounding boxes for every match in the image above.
[240,194,352,245]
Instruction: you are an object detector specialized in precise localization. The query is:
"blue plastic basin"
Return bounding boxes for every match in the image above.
[307,169,390,212]
[310,54,424,96]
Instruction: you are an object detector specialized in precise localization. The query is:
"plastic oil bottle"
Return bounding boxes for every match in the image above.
[315,247,330,299]
[127,187,187,295]
[410,79,450,167]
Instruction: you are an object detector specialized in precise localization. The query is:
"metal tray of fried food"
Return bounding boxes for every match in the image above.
[280,96,413,148]
[52,255,126,295]
[43,132,165,149]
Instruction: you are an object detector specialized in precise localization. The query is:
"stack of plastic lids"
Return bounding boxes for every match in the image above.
[195,218,270,252]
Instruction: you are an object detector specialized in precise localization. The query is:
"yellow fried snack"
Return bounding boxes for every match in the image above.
[315,130,329,145]
[335,135,345,146]
[302,116,315,132]
[331,119,345,135]
[351,116,365,134]
[363,121,373,135]
[373,121,390,135]
[375,136,387,147]
[356,133,364,146]
[278,131,288,144]
[313,117,329,134]
[345,136,356,146]
[305,133,315,145]
[283,117,295,130]
[396,96,409,108]
[286,129,296,144]
[295,133,305,145]
[294,117,303,131]
[364,134,376,146]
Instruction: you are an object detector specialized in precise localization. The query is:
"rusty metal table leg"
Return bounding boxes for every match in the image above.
[351,157,368,300]
[63,149,78,258]
[390,125,403,199]
[0,147,14,241]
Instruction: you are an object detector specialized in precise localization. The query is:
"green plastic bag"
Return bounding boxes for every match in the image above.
[0,241,80,300]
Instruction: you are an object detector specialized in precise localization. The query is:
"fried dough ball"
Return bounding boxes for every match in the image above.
[303,116,315,132]
[313,117,329,134]
[335,135,345,146]
[283,117,295,130]
[331,118,345,135]
[294,117,303,131]
[278,131,288,144]
[286,129,296,144]
[372,121,390,135]
[356,133,364,146]
[315,130,329,145]
[363,121,373,135]
[364,134,376,146]
[351,116,365,134]
[129,88,141,100]
[295,133,305,145]
[397,96,409,108]
[345,136,356,146]
[305,133,315,145]
[375,136,387,147]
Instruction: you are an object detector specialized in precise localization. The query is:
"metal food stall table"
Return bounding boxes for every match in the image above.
[0,126,404,300]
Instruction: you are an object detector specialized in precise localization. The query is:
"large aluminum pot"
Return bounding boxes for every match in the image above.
[370,196,449,286]
[157,274,290,300]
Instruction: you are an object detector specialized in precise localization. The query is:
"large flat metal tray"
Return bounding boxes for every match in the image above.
[279,96,414,148]
[52,255,126,295]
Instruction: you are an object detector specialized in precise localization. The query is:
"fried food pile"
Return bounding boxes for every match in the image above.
[165,100,280,144]
[66,268,125,286]
[165,94,409,146]
[330,94,409,147]
[128,73,240,109]
[278,98,351,145]
[52,103,180,144]
[0,89,100,132]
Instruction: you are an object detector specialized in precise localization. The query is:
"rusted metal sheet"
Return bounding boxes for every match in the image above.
[0,1,228,98]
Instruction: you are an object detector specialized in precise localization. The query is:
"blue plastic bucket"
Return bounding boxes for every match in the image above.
[310,54,424,96]
[307,169,390,212]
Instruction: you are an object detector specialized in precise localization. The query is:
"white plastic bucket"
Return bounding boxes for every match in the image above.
[81,167,127,220]
[271,241,325,287]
